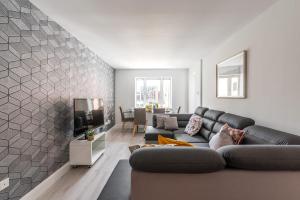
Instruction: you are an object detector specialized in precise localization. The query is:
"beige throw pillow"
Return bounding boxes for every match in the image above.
[209,124,234,150]
[164,117,179,130]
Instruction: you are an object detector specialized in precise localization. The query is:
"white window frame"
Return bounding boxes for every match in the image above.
[134,76,172,108]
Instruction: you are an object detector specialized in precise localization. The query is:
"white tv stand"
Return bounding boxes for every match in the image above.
[70,132,106,167]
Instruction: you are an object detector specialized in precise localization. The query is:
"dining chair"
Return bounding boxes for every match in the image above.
[119,106,134,129]
[132,108,147,136]
[153,108,165,114]
[177,106,181,114]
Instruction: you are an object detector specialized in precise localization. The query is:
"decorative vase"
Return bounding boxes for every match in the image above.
[87,135,94,141]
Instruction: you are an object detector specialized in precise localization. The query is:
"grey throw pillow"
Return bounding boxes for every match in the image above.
[209,124,234,150]
[156,115,169,129]
[164,117,178,130]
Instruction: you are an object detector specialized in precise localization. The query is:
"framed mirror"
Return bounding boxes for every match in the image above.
[216,51,247,98]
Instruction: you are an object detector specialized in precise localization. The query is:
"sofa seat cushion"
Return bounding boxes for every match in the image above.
[175,132,208,143]
[218,145,300,170]
[193,143,209,148]
[130,147,226,173]
[145,126,174,141]
[173,128,185,134]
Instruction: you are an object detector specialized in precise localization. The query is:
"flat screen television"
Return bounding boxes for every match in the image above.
[73,98,104,137]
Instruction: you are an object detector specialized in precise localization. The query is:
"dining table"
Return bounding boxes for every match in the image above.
[124,108,175,126]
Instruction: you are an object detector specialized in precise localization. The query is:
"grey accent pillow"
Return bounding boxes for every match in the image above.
[156,115,169,129]
[164,117,178,130]
[209,124,234,150]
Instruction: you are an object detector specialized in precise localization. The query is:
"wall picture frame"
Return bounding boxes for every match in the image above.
[216,51,247,98]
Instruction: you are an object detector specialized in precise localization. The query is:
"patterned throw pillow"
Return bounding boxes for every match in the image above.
[156,115,169,129]
[184,114,203,136]
[209,124,234,150]
[228,126,245,144]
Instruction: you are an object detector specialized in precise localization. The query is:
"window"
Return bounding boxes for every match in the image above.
[135,77,172,108]
[218,75,241,97]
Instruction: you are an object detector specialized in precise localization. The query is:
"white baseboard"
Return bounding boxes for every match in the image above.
[21,162,71,200]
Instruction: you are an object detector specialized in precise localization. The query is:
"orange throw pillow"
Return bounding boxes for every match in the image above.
[158,135,193,147]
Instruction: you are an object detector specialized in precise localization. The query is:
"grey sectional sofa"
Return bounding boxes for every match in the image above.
[145,106,300,145]
[130,145,300,200]
[129,106,300,200]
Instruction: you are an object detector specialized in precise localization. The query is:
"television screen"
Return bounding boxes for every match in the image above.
[73,98,104,137]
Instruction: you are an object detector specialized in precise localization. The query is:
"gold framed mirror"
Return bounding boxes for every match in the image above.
[216,51,247,98]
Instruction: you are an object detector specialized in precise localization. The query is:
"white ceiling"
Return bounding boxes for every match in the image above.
[30,0,276,69]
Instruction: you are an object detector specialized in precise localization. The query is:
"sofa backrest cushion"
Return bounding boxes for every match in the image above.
[194,107,209,116]
[130,147,226,173]
[218,113,255,129]
[204,110,225,121]
[152,114,159,128]
[209,113,255,140]
[218,145,300,170]
[198,110,224,140]
[169,114,191,128]
[243,125,300,145]
[199,118,215,140]
[210,122,224,139]
[152,114,192,128]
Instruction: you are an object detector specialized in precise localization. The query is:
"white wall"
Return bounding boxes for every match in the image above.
[188,65,201,113]
[115,69,188,123]
[202,0,300,134]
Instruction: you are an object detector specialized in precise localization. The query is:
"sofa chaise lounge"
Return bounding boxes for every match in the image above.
[129,107,300,200]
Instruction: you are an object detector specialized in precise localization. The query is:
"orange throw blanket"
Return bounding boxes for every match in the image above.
[158,135,193,147]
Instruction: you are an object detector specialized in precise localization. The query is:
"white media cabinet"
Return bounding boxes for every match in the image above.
[70,132,106,167]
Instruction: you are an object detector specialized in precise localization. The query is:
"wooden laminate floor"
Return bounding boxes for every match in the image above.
[37,123,144,200]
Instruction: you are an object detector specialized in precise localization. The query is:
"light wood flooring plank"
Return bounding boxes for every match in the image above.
[37,124,144,200]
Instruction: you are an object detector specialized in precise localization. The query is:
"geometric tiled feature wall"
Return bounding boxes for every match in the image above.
[0,0,115,199]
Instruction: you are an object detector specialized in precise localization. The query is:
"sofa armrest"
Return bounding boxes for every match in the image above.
[243,125,300,145]
[129,147,225,173]
[152,114,192,128]
[218,145,300,170]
